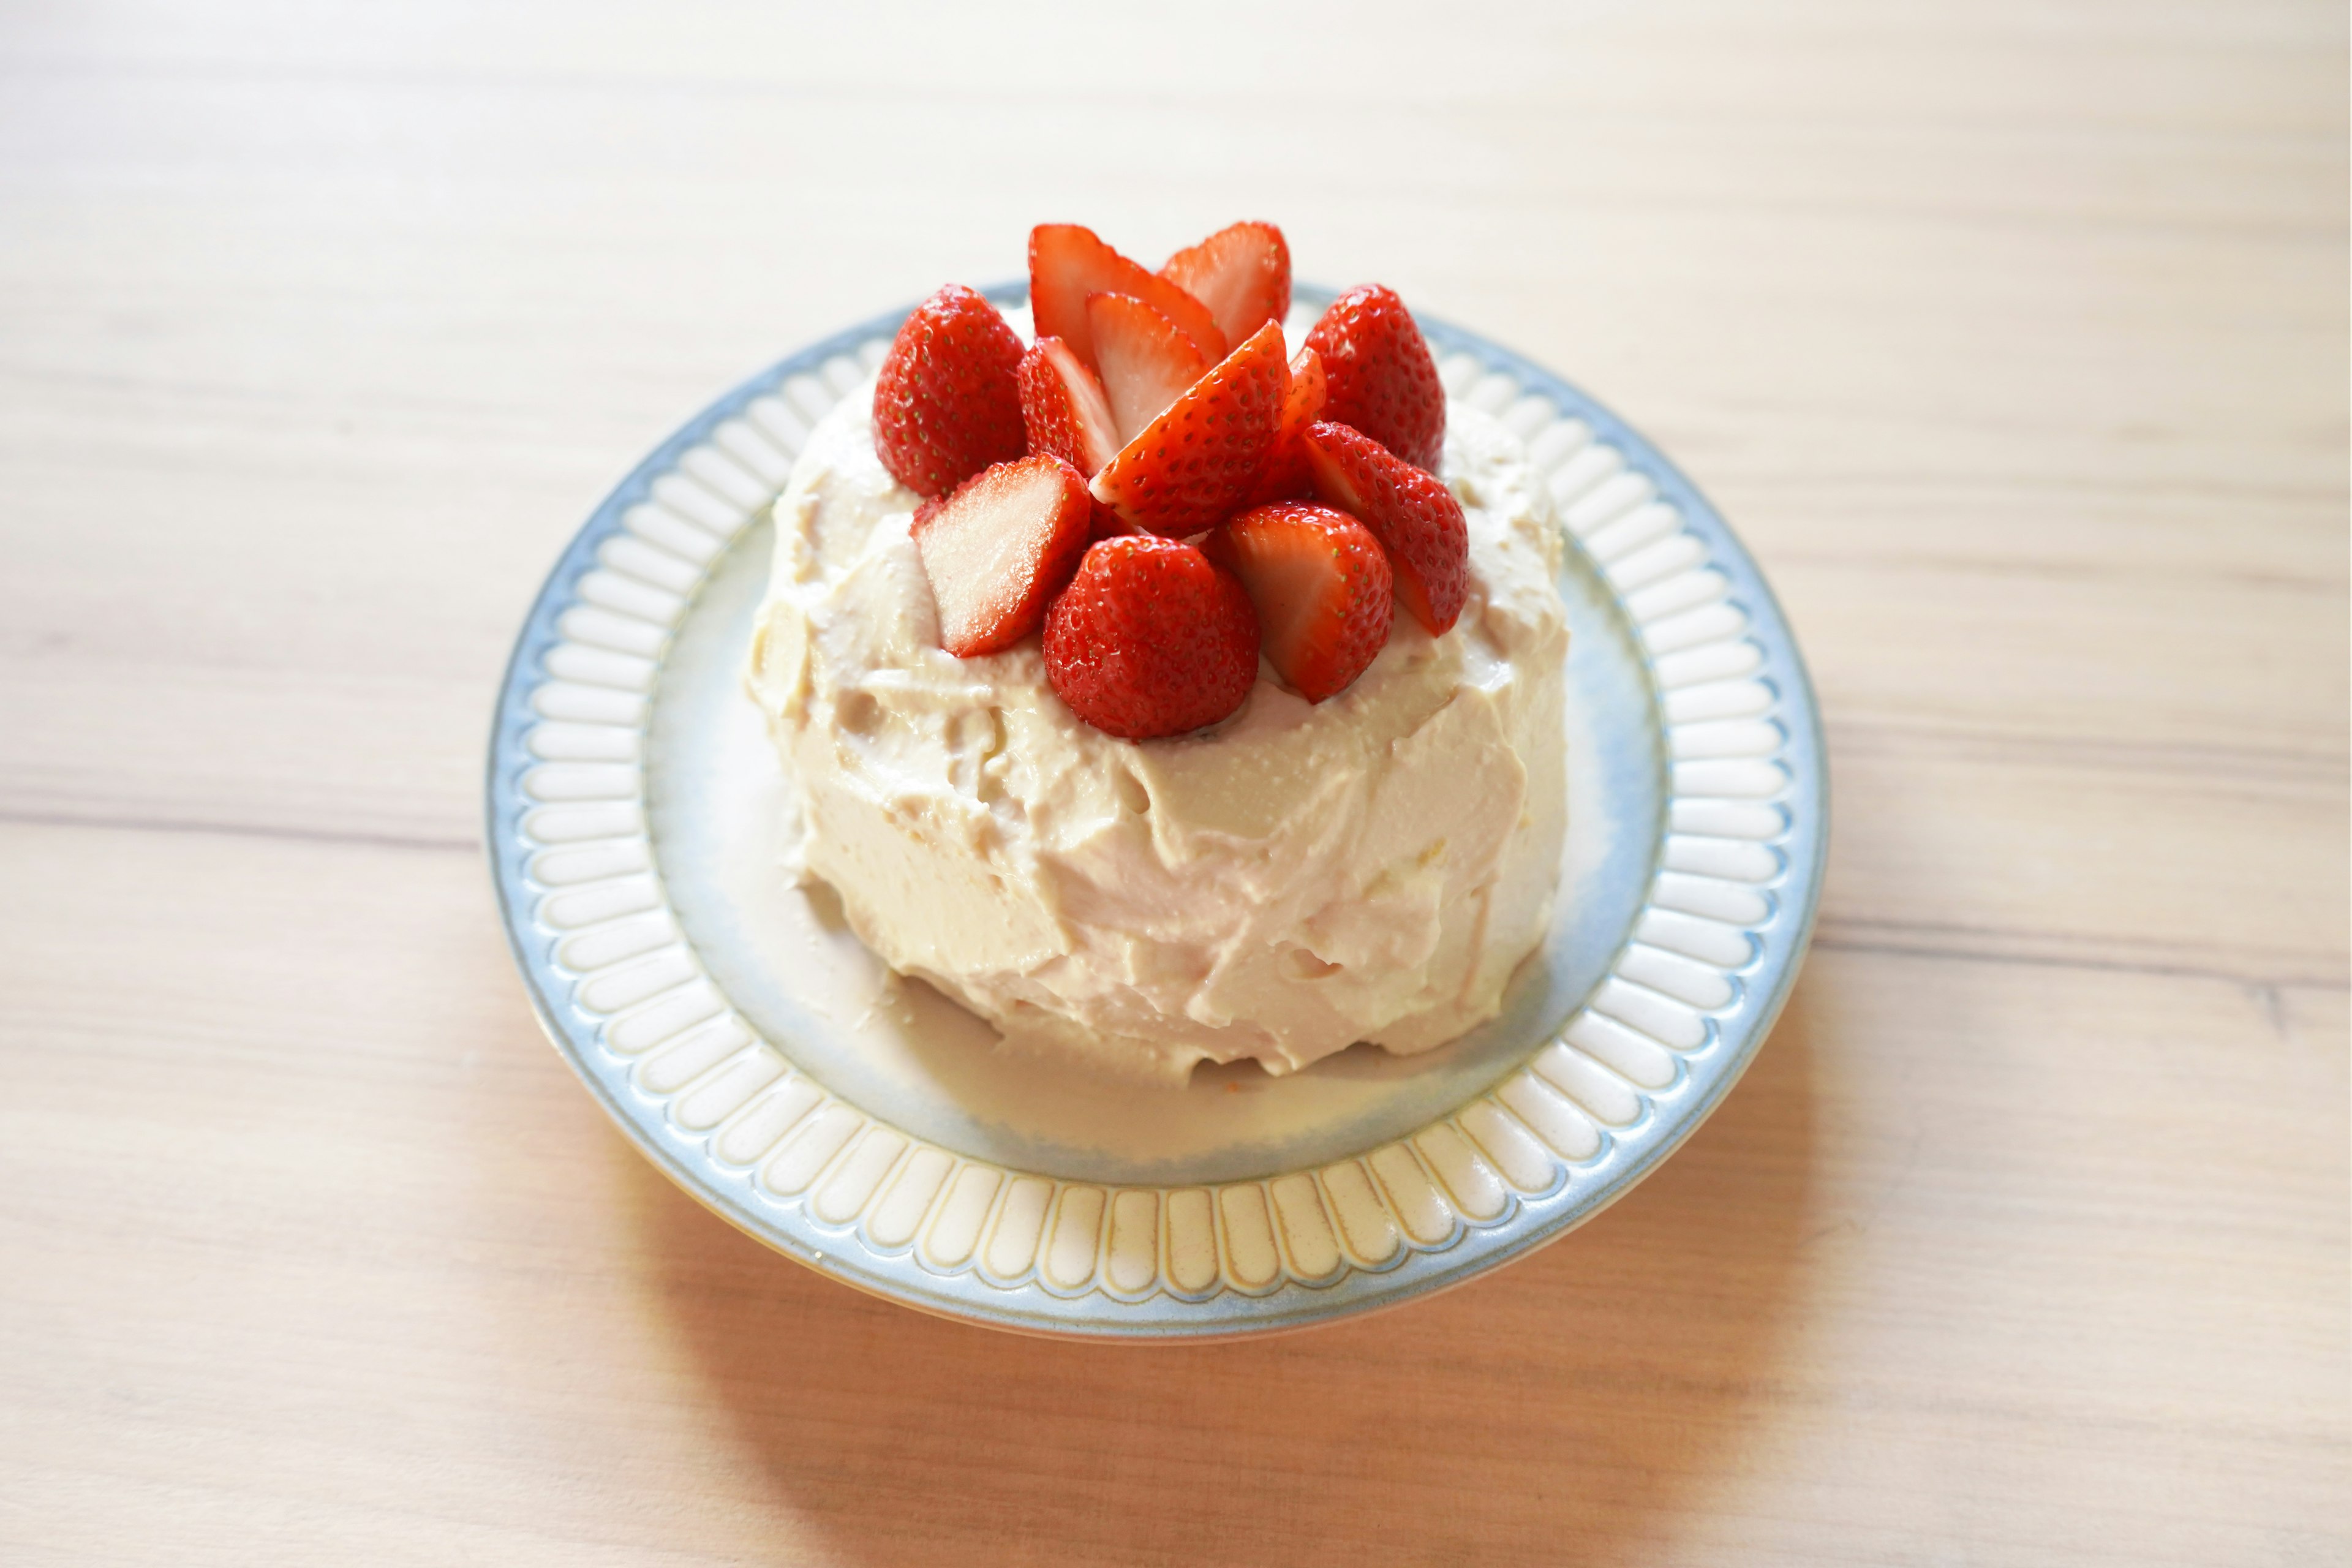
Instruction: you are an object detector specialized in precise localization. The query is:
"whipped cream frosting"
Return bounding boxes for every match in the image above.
[746,363,1570,1084]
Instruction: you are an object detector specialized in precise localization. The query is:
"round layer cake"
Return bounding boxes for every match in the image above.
[746,350,1570,1083]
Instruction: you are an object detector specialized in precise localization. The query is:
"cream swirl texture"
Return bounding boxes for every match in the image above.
[747,379,1569,1082]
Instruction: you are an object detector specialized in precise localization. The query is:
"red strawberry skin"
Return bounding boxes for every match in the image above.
[1243,344,1327,506]
[1300,420,1469,636]
[1212,501,1392,702]
[1089,321,1289,539]
[1304,284,1446,472]
[910,455,1094,657]
[1029,224,1226,372]
[1043,536,1260,740]
[872,283,1028,498]
[1087,497,1142,543]
[1017,336,1120,478]
[1160,221,1291,350]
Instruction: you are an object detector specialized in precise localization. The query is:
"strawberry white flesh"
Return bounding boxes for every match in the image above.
[911,455,1095,657]
[1087,293,1211,445]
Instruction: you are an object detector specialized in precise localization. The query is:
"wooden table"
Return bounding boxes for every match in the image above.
[4,4,2343,1562]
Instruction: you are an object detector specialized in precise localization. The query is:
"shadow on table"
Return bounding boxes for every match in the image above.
[624,978,1827,1567]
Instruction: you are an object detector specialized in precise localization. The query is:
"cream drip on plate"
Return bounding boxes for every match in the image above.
[746,364,1570,1084]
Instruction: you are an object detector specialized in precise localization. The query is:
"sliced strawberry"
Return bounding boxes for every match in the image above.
[1043,535,1259,740]
[910,455,1094,657]
[1088,293,1212,445]
[1210,502,1392,703]
[872,283,1028,498]
[1029,224,1225,372]
[1017,336,1120,478]
[1243,344,1327,506]
[1304,283,1446,472]
[1090,320,1289,538]
[1159,221,1291,350]
[1300,420,1468,635]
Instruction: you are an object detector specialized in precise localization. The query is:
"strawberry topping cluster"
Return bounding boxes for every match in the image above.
[872,221,1463,741]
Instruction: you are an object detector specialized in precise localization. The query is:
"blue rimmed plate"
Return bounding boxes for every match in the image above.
[486,285,1825,1340]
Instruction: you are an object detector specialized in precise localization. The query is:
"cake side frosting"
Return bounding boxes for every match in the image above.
[747,382,1569,1083]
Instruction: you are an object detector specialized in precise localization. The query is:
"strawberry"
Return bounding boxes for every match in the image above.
[1030,224,1225,372]
[1304,283,1446,472]
[1088,293,1212,444]
[1159,221,1291,350]
[872,283,1028,498]
[1210,502,1392,703]
[1087,497,1141,542]
[1300,420,1469,636]
[1243,344,1327,505]
[910,454,1094,657]
[1017,336,1120,478]
[1044,535,1261,740]
[1090,320,1289,538]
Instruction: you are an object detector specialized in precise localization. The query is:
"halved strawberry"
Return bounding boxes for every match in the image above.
[1030,224,1225,372]
[1300,420,1468,635]
[1017,336,1120,478]
[1090,320,1289,538]
[1210,502,1392,703]
[1243,344,1327,505]
[1088,293,1212,445]
[1304,283,1446,472]
[872,283,1028,499]
[1044,535,1260,740]
[910,454,1094,657]
[1160,221,1291,350]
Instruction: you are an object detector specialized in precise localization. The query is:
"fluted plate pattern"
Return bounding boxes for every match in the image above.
[486,284,1826,1340]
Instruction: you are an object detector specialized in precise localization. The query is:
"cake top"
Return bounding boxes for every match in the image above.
[868,221,1470,741]
[747,379,1569,1080]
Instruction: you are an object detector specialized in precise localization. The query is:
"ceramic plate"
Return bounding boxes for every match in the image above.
[486,284,1826,1340]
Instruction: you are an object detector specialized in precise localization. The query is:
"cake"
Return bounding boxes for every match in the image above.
[745,222,1569,1083]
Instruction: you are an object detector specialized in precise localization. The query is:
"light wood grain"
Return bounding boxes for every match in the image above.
[0,2,2343,1564]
